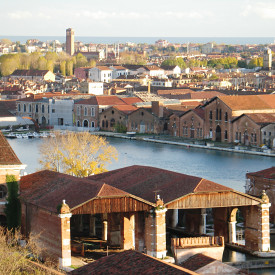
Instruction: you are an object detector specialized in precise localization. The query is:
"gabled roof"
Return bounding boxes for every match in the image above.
[120,97,143,105]
[88,165,232,205]
[218,94,275,111]
[232,113,275,125]
[75,96,126,106]
[69,250,197,275]
[180,254,216,272]
[247,167,275,180]
[94,66,112,71]
[10,70,51,77]
[0,131,22,165]
[19,170,129,213]
[113,105,138,114]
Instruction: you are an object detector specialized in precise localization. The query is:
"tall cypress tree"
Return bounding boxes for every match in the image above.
[4,175,21,231]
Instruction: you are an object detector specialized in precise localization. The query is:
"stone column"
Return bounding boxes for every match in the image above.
[199,209,207,235]
[145,196,167,258]
[171,209,178,228]
[121,213,135,250]
[102,220,108,241]
[58,200,72,268]
[258,199,271,252]
[228,221,237,243]
[89,215,96,237]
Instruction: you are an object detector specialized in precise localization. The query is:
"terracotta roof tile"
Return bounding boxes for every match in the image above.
[113,105,137,114]
[88,165,232,204]
[180,253,216,271]
[0,131,22,165]
[69,250,197,275]
[219,94,275,111]
[247,167,275,180]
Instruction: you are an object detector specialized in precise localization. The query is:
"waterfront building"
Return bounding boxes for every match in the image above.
[20,165,271,267]
[66,28,75,56]
[246,167,275,222]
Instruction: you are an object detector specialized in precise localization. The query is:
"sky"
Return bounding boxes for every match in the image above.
[1,0,275,37]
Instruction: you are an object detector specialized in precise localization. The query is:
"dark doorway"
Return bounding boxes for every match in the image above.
[216,125,222,142]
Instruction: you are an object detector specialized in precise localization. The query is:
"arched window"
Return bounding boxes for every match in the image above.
[91,107,95,117]
[29,104,31,112]
[219,109,222,120]
[0,185,7,199]
[77,106,80,115]
[106,120,109,128]
[83,120,89,127]
[225,112,228,122]
[110,118,115,127]
[91,121,95,128]
[35,104,38,113]
[84,107,87,116]
[102,120,105,128]
[18,104,21,112]
[42,105,45,113]
[209,110,212,120]
[216,109,218,120]
[23,104,26,112]
[77,120,80,127]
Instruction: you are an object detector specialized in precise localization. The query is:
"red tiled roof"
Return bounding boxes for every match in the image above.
[96,66,112,71]
[19,170,114,213]
[120,97,143,105]
[88,165,232,204]
[69,250,197,275]
[245,113,275,124]
[180,253,216,272]
[75,96,126,106]
[247,167,275,180]
[219,94,275,111]
[113,105,137,114]
[0,131,22,165]
[11,70,50,77]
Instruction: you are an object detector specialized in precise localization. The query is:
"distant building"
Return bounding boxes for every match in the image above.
[263,47,272,71]
[9,70,55,82]
[66,28,75,56]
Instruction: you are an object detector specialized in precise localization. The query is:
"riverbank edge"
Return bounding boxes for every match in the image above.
[94,132,275,158]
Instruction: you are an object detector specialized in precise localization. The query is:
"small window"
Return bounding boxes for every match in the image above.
[29,104,31,112]
[91,107,95,117]
[18,104,21,112]
[52,109,55,113]
[112,110,114,114]
[84,107,87,116]
[35,104,38,113]
[23,104,26,112]
[42,105,45,113]
[77,106,80,115]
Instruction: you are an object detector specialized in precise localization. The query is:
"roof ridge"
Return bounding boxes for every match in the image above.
[193,178,204,192]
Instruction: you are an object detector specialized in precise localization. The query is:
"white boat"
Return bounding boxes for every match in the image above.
[32,132,40,138]
[6,133,16,139]
[39,132,48,138]
[16,134,23,139]
[22,134,29,139]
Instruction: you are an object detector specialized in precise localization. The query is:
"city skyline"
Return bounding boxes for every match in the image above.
[1,0,275,38]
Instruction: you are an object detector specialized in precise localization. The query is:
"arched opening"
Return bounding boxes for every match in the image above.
[102,120,105,128]
[229,208,245,245]
[77,120,80,127]
[110,118,115,128]
[91,121,95,128]
[41,116,46,126]
[106,120,109,128]
[215,125,221,142]
[83,120,89,128]
[0,184,7,199]
[244,131,249,146]
[140,120,145,133]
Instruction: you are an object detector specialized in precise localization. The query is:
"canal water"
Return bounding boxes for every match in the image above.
[7,137,275,274]
[8,137,274,192]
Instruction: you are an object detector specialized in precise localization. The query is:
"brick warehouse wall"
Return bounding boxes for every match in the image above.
[21,203,63,262]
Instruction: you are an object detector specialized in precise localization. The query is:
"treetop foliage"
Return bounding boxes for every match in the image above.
[39,131,118,177]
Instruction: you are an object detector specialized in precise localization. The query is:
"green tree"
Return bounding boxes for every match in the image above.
[37,56,47,70]
[4,175,21,231]
[46,60,54,72]
[66,60,73,76]
[75,53,88,68]
[60,60,66,76]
